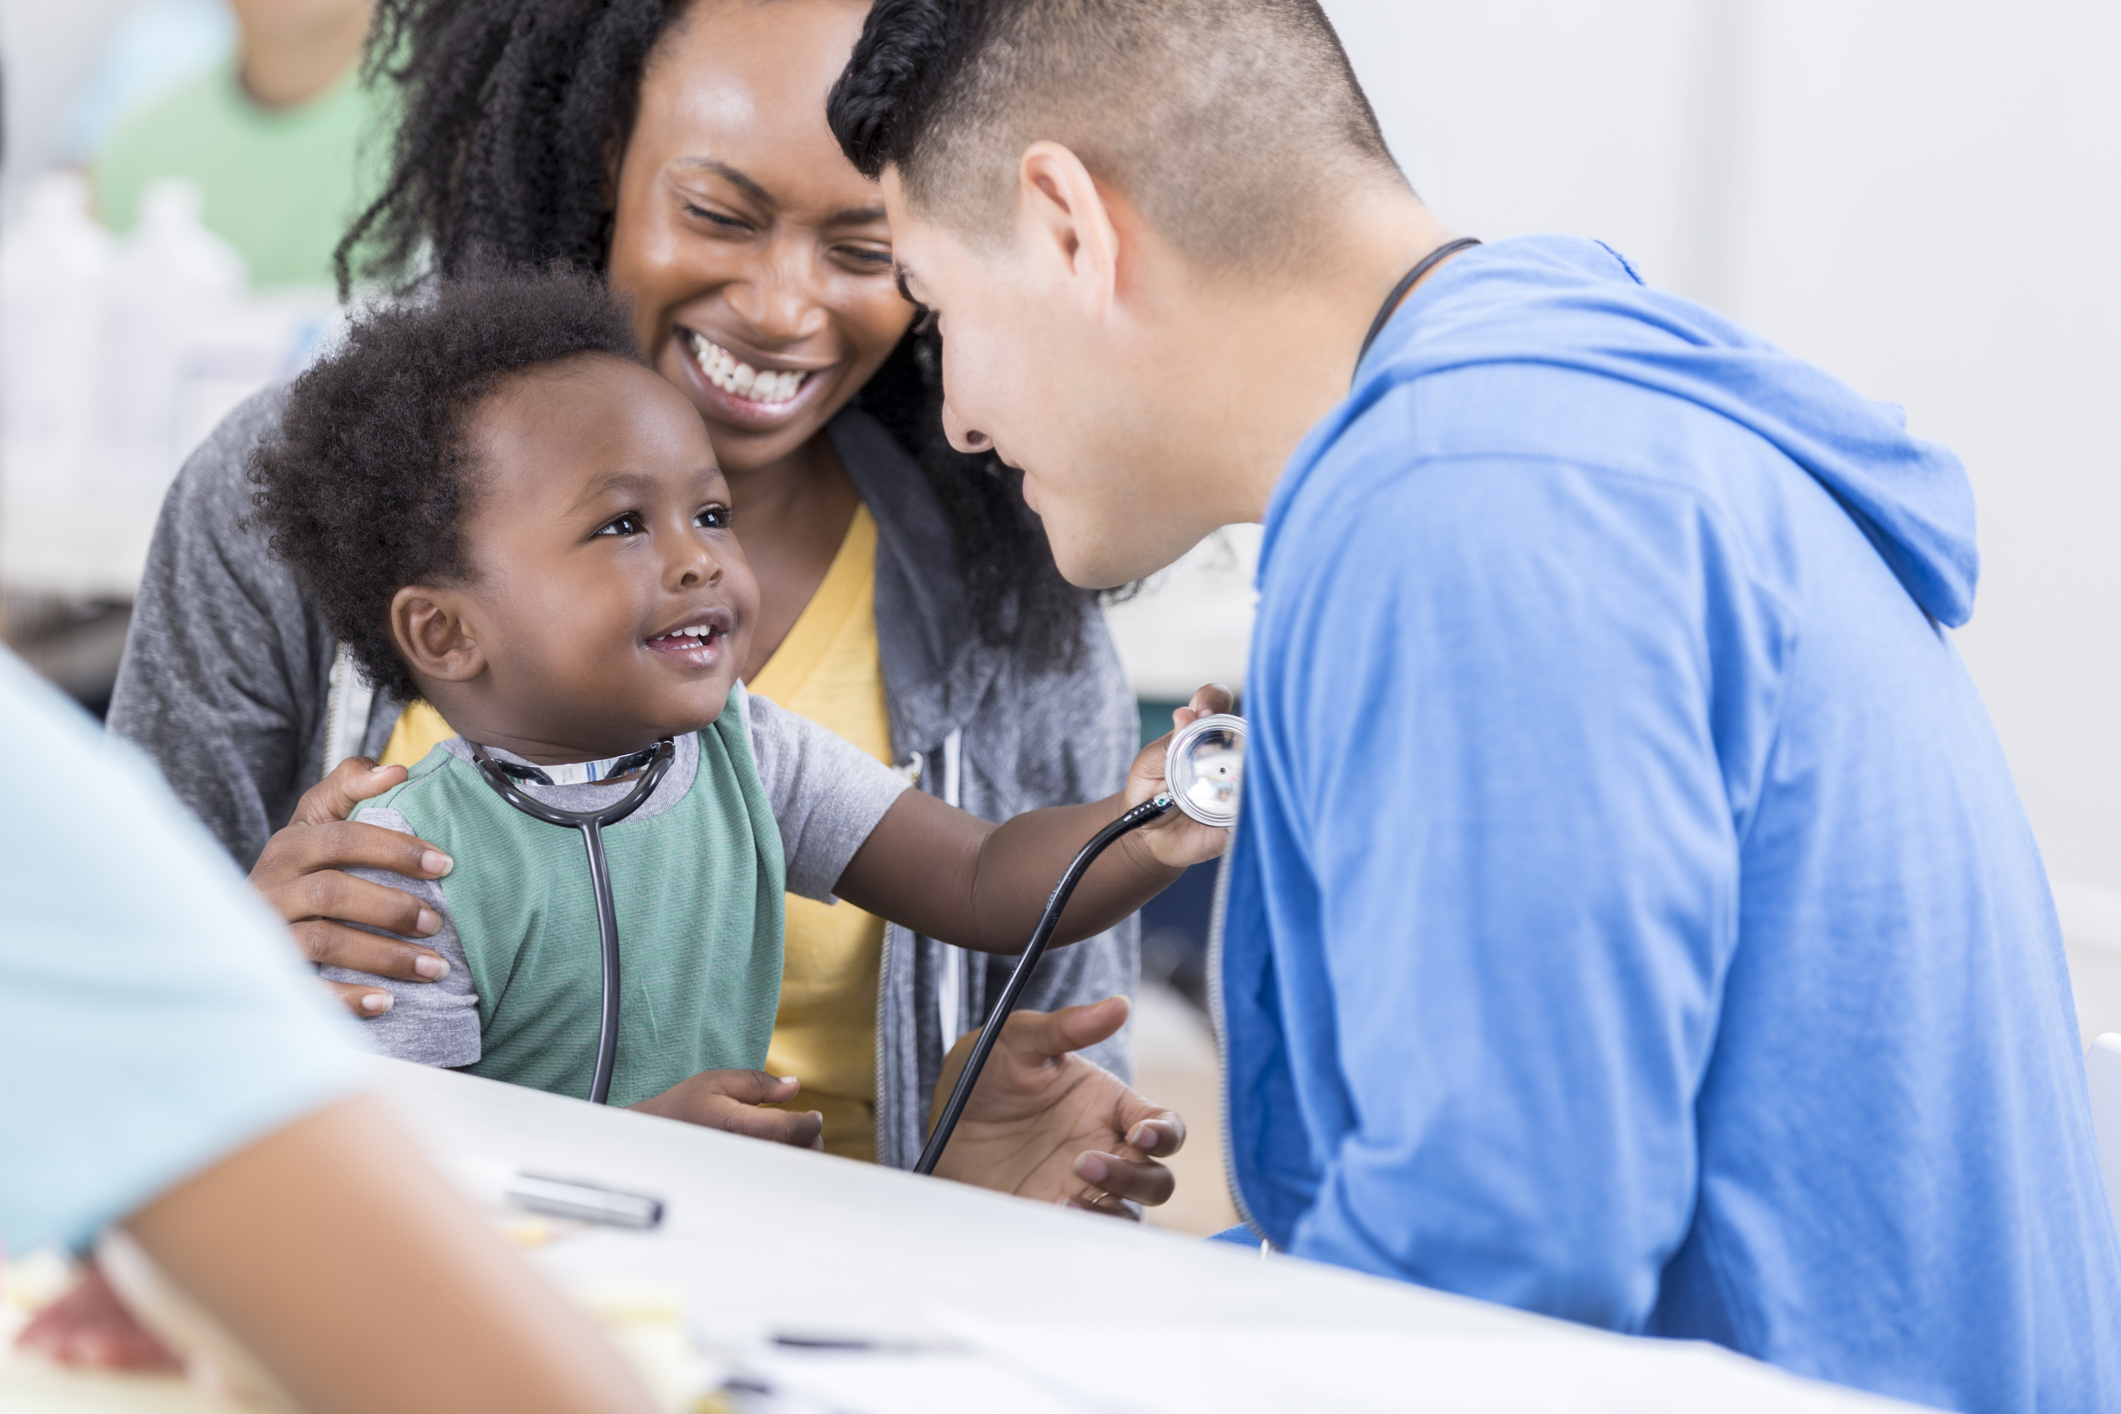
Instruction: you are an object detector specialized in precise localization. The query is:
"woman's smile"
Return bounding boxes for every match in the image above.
[676,327,836,433]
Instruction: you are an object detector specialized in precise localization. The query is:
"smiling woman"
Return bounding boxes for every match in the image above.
[107,0,1157,1187]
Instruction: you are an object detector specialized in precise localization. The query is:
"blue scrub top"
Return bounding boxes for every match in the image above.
[0,650,358,1256]
[1219,235,2121,1414]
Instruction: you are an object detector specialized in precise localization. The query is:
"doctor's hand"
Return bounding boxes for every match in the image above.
[631,1071,826,1150]
[249,757,456,1018]
[931,997,1184,1217]
[1124,682,1239,872]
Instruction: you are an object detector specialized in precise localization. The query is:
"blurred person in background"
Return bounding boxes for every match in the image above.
[90,0,384,286]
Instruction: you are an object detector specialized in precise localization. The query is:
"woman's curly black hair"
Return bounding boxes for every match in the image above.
[249,266,644,705]
[335,0,1094,671]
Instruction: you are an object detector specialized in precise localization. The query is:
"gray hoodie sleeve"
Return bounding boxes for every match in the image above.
[107,387,333,869]
[975,634,1144,1083]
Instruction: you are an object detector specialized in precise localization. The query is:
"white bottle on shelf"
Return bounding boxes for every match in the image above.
[102,178,247,572]
[0,172,117,593]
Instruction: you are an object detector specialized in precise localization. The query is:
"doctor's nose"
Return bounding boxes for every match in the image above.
[941,399,991,455]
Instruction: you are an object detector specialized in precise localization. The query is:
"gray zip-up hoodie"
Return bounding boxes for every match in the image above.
[108,391,1139,1169]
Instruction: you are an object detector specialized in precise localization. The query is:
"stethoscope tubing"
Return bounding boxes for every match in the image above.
[578,822,622,1104]
[913,792,1178,1176]
[469,738,676,1105]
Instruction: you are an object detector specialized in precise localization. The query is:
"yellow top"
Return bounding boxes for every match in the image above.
[380,700,455,771]
[373,506,892,1162]
[747,504,892,1162]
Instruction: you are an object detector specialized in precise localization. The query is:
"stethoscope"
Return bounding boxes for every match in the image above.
[464,713,1246,1175]
[468,737,677,1105]
[914,712,1246,1174]
[455,234,1454,1144]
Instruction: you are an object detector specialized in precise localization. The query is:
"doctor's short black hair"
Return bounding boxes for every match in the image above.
[247,265,644,705]
[826,0,1405,271]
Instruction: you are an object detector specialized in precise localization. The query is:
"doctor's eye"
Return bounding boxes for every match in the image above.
[595,512,646,538]
[696,503,734,530]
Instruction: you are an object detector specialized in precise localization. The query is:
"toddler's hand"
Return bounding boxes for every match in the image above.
[630,1070,825,1149]
[1125,682,1238,870]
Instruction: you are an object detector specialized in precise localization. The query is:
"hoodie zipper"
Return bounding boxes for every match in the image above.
[1205,847,1268,1244]
[934,731,964,1047]
[878,728,963,1169]
[323,645,376,782]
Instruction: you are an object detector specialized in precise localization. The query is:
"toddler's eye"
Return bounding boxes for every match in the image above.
[596,512,646,537]
[696,504,734,530]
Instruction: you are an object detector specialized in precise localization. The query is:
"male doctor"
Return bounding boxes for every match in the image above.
[826,3,2121,1411]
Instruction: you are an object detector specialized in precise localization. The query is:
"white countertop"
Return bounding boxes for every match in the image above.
[0,1057,1937,1411]
[364,1057,1931,1414]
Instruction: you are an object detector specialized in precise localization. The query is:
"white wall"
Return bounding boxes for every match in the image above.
[1323,0,2121,1033]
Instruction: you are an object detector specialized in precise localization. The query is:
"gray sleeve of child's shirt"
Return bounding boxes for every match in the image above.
[745,689,912,902]
[316,807,483,1069]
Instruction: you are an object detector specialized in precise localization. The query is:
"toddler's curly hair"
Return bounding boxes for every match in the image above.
[248,265,643,704]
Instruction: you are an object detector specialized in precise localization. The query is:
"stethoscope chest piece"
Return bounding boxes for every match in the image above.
[1165,712,1246,828]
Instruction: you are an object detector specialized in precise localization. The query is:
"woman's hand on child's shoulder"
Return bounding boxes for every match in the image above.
[1125,682,1239,871]
[250,757,458,1018]
[630,1071,826,1149]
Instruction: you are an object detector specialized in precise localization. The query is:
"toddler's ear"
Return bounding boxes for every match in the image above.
[391,586,485,684]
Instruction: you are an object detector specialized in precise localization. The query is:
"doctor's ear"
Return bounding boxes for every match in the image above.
[1018,140,1122,318]
[391,586,485,684]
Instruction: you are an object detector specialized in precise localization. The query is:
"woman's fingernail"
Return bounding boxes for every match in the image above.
[414,955,449,980]
[362,992,393,1013]
[1075,1153,1109,1184]
[416,908,440,936]
[422,850,453,877]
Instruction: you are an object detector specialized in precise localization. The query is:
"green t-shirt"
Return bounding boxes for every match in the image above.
[322,687,914,1108]
[92,58,391,288]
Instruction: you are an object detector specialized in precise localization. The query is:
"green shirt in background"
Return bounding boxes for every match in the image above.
[92,58,391,288]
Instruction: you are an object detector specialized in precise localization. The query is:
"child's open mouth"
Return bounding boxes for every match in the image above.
[645,609,733,668]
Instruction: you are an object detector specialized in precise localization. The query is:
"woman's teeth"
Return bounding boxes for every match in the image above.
[687,332,807,406]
